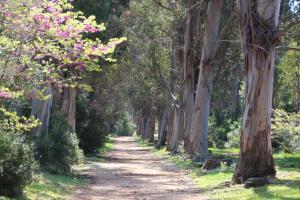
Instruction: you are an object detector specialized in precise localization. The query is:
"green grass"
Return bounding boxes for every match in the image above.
[0,137,115,200]
[86,136,114,162]
[0,172,87,200]
[152,146,300,200]
[24,172,87,200]
[98,137,114,154]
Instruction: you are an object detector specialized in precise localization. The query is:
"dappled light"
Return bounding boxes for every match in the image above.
[0,0,299,200]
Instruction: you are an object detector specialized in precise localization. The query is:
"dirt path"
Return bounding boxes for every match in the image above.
[70,137,206,200]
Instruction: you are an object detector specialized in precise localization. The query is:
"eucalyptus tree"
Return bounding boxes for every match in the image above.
[182,0,201,149]
[187,0,223,157]
[232,0,281,183]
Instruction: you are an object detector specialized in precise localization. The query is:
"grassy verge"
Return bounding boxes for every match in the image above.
[136,137,300,200]
[24,172,87,200]
[0,136,115,200]
[86,136,114,162]
[0,171,87,200]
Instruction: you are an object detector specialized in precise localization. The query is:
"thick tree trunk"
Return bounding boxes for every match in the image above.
[31,84,53,136]
[183,0,201,149]
[187,0,223,157]
[157,108,168,148]
[61,87,76,131]
[232,0,281,184]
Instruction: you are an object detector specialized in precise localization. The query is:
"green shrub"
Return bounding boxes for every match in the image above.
[114,113,134,136]
[208,117,231,149]
[0,131,35,197]
[34,113,83,174]
[271,109,300,153]
[76,96,108,153]
[225,120,241,148]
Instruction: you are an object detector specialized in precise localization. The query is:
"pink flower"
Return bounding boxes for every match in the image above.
[0,91,12,99]
[84,24,99,33]
[4,12,12,18]
[47,6,56,13]
[57,16,69,24]
[33,14,43,21]
[57,29,70,38]
[39,21,50,31]
[92,45,98,50]
[74,41,84,51]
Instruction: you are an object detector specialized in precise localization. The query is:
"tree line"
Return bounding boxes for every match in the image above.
[123,0,300,184]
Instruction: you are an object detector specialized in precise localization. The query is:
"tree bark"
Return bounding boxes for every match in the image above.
[187,0,223,157]
[232,0,281,184]
[61,87,76,131]
[141,111,148,139]
[144,109,155,143]
[31,84,53,136]
[157,107,168,148]
[183,0,201,149]
[166,17,185,152]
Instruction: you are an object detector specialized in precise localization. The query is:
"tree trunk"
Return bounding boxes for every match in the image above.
[136,113,143,136]
[61,87,76,131]
[157,107,168,148]
[167,107,180,151]
[141,111,148,139]
[183,0,201,149]
[144,110,155,143]
[31,84,53,136]
[232,0,281,184]
[166,17,185,152]
[187,0,223,157]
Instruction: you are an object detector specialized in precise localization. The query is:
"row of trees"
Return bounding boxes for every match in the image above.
[124,0,300,183]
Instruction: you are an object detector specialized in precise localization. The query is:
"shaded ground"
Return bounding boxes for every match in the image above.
[70,137,206,200]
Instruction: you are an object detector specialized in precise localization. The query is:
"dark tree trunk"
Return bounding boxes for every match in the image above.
[144,110,155,143]
[157,107,168,148]
[61,87,76,131]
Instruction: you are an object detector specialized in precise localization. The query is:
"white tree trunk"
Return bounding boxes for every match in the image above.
[187,0,223,157]
[31,84,53,136]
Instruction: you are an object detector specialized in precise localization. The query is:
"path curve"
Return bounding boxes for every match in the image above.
[70,137,206,200]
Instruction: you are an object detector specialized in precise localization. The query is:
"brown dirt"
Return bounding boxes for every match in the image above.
[69,136,207,200]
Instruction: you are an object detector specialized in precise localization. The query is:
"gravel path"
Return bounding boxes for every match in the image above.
[70,136,206,200]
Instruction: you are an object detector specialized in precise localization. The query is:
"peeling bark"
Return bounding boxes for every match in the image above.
[166,17,185,152]
[183,0,201,149]
[187,0,223,157]
[232,0,281,183]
